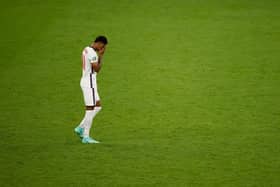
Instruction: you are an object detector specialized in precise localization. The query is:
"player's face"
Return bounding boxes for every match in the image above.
[97,43,106,52]
[93,42,106,55]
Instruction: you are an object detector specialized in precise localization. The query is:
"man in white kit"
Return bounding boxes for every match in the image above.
[74,36,108,144]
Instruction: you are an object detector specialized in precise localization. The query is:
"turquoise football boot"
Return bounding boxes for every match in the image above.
[74,127,84,138]
[82,137,100,144]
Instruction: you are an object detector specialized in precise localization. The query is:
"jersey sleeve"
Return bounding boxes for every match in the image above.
[89,51,99,64]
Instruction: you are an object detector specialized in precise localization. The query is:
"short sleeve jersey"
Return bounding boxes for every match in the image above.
[80,46,99,88]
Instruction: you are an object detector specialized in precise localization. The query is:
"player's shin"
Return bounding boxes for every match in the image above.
[83,107,102,137]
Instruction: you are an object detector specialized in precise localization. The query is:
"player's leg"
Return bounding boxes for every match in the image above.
[75,107,90,136]
[81,104,101,143]
[81,105,100,143]
[82,90,102,142]
[75,87,95,138]
[94,101,102,117]
[77,106,95,128]
[82,105,95,138]
[92,90,102,119]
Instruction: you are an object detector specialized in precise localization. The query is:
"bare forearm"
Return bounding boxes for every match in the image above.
[98,56,102,65]
[92,63,102,72]
[97,56,103,72]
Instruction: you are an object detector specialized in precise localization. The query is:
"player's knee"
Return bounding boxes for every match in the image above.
[95,101,102,113]
[96,100,101,107]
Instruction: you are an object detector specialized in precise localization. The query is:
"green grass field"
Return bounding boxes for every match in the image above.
[1,0,280,186]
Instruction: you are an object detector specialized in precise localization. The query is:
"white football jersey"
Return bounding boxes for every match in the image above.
[80,46,99,88]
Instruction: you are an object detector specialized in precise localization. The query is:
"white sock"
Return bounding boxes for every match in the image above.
[78,113,87,128]
[83,107,102,137]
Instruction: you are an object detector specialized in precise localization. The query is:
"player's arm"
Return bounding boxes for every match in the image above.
[92,49,105,72]
[91,47,105,72]
[92,62,101,72]
[89,51,102,72]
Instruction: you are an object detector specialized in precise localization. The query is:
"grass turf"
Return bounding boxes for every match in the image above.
[0,0,280,186]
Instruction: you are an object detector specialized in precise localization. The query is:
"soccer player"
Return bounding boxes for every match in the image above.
[74,36,108,144]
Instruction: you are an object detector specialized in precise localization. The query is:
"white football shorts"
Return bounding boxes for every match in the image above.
[81,86,100,106]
